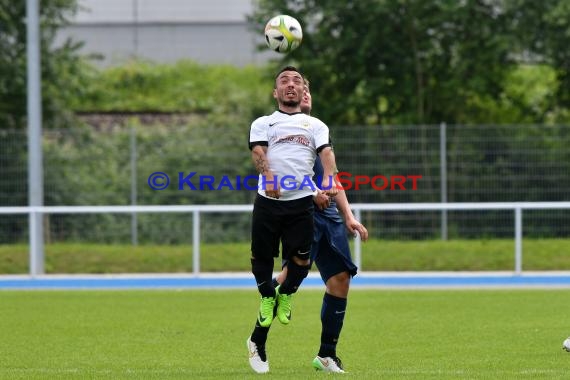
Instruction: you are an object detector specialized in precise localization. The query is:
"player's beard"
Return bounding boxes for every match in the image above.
[282,99,300,108]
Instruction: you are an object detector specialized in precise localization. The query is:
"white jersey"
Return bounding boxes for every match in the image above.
[249,110,331,201]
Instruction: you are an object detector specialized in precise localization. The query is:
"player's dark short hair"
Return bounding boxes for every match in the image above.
[275,65,303,81]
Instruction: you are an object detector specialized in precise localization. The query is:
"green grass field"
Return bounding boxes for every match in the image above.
[2,238,570,274]
[2,289,570,379]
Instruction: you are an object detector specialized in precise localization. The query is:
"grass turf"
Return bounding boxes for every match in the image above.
[1,238,570,274]
[1,289,569,379]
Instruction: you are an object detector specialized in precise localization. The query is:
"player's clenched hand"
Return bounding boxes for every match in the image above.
[313,191,330,210]
[264,175,281,199]
[321,175,340,197]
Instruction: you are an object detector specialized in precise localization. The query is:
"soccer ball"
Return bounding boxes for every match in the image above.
[563,337,570,352]
[264,15,303,54]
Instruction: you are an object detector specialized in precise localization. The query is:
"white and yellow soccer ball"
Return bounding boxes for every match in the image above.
[264,15,303,54]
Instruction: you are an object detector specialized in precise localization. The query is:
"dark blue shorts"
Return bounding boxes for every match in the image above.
[282,212,358,284]
[311,212,358,283]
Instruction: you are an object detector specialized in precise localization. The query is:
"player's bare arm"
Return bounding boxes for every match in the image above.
[318,146,340,197]
[251,145,280,199]
[335,190,369,241]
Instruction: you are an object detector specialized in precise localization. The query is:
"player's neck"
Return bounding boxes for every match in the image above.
[278,104,301,114]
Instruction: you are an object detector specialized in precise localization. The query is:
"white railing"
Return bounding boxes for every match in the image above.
[2,202,570,277]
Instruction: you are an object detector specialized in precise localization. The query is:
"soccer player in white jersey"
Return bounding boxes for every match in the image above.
[247,78,368,373]
[247,66,340,374]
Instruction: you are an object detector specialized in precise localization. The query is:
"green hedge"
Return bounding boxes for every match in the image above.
[73,60,275,115]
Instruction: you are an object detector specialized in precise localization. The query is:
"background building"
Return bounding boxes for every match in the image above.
[56,0,273,66]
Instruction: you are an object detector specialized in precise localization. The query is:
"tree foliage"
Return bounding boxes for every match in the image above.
[0,0,86,129]
[506,0,570,111]
[250,0,569,125]
[0,0,87,243]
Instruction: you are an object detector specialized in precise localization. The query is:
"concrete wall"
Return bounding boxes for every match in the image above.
[57,0,274,66]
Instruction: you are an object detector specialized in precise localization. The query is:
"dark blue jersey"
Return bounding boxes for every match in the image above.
[313,157,343,223]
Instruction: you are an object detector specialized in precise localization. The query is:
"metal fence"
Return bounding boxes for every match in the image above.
[1,124,569,244]
[2,202,569,276]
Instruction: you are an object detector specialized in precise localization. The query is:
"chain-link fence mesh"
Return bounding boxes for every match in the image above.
[1,124,569,243]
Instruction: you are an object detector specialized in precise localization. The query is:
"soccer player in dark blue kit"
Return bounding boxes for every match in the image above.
[247,78,368,374]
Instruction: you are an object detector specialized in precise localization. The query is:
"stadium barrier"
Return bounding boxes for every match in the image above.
[1,201,570,276]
